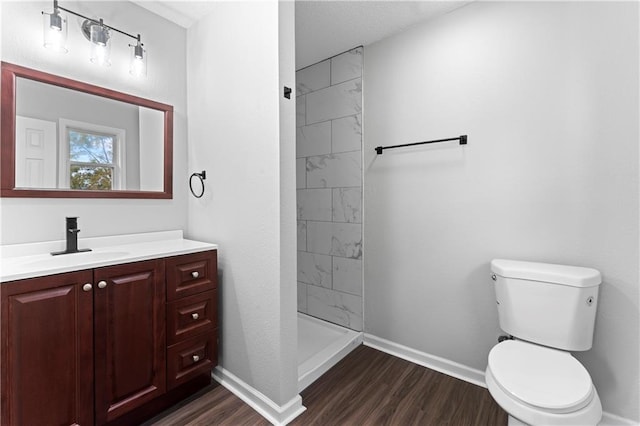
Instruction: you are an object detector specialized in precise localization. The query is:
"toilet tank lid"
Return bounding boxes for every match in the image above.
[491,259,601,288]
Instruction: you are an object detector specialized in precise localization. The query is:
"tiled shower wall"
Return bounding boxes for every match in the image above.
[295,47,363,331]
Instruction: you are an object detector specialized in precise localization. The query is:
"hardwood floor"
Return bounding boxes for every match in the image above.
[145,383,268,426]
[148,345,508,425]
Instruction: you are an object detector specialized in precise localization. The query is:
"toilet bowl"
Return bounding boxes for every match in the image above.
[486,340,602,426]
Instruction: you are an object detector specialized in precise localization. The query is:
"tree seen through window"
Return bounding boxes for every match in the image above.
[68,129,116,190]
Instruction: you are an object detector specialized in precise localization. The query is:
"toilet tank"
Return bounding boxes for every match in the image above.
[491,259,601,351]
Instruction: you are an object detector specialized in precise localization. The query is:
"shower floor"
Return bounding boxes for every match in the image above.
[297,313,362,392]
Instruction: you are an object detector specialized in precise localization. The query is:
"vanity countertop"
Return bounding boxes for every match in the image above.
[0,230,218,283]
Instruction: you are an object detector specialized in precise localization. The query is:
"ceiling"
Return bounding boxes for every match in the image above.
[294,1,469,69]
[133,0,471,69]
[131,1,217,28]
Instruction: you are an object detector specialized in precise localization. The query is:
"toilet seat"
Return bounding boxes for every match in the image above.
[488,340,594,413]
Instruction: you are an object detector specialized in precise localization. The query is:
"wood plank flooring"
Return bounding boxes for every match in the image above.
[148,345,507,425]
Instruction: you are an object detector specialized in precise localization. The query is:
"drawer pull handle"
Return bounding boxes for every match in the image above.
[192,313,199,320]
[97,280,107,289]
[191,271,200,278]
[192,355,200,362]
[82,283,92,292]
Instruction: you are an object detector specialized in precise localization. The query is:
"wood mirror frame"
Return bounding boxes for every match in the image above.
[1,62,173,199]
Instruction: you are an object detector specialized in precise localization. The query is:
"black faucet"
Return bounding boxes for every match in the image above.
[51,217,92,256]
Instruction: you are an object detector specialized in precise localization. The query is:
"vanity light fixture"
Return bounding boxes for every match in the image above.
[41,0,147,76]
[129,35,147,77]
[42,1,68,52]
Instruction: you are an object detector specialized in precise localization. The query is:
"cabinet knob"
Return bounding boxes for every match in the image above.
[82,283,92,292]
[191,271,200,278]
[192,354,200,362]
[97,280,107,289]
[191,313,199,320]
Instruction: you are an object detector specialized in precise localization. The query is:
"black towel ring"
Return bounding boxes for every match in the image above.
[189,170,206,198]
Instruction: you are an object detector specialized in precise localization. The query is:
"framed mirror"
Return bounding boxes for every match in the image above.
[1,62,173,198]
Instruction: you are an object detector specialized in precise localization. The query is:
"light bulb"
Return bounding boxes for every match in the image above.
[42,10,68,52]
[129,41,147,77]
[89,24,111,67]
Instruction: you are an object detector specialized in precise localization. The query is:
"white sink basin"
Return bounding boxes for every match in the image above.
[19,251,130,269]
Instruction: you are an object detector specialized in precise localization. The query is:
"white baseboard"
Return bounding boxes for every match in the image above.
[212,366,306,425]
[600,411,639,426]
[363,333,487,388]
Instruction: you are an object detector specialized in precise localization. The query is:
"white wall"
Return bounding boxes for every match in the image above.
[186,0,298,408]
[278,0,299,405]
[139,107,164,192]
[363,2,639,422]
[0,1,187,244]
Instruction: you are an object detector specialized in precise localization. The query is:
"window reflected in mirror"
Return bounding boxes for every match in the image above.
[68,127,118,191]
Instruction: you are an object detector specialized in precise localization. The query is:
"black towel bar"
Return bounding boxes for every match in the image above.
[375,135,467,155]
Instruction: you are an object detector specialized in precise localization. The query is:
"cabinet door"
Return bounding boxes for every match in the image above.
[1,271,94,426]
[94,259,166,425]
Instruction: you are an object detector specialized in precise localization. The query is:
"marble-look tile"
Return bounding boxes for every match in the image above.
[307,285,363,331]
[297,189,332,221]
[306,79,362,125]
[307,221,362,259]
[297,251,332,288]
[296,60,330,95]
[296,158,306,189]
[296,95,306,128]
[332,188,362,223]
[332,257,362,296]
[297,50,364,326]
[331,47,363,85]
[332,115,361,153]
[297,221,307,251]
[306,151,361,188]
[296,121,331,158]
[297,282,308,313]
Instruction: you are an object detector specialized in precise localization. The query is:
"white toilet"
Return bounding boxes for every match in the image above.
[486,259,603,426]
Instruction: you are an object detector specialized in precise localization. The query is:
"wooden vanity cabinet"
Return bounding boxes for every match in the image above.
[0,270,94,426]
[0,250,218,426]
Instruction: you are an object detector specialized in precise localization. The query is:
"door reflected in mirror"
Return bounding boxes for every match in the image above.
[1,62,173,199]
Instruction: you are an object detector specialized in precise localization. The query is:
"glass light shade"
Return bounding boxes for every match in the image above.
[89,24,111,67]
[129,43,147,77]
[42,11,68,52]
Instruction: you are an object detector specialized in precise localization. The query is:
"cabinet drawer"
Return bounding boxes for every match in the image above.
[167,290,217,345]
[166,251,217,301]
[167,332,217,390]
